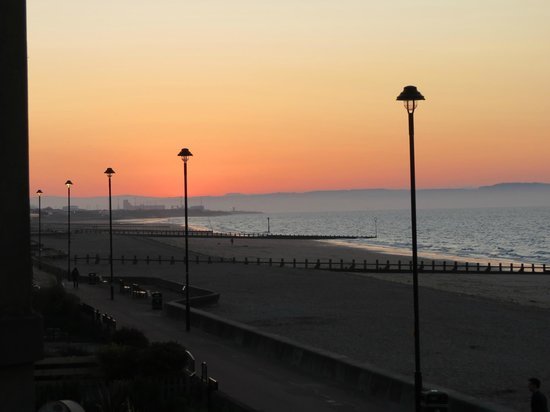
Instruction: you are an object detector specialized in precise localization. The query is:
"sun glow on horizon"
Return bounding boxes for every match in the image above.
[27,0,550,198]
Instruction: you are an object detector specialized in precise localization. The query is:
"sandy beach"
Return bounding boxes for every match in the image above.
[37,228,550,411]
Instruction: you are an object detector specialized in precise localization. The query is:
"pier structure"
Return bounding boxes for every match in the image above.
[35,226,377,240]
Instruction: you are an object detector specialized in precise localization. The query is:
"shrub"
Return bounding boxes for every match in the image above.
[97,344,141,381]
[139,341,188,377]
[33,283,81,320]
[111,327,149,348]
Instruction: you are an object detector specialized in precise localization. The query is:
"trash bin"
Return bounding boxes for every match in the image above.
[421,389,448,412]
[152,292,163,310]
[88,272,98,285]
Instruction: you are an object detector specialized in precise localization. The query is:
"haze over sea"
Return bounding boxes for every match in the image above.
[155,207,550,265]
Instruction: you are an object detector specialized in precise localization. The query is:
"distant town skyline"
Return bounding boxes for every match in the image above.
[28,0,550,197]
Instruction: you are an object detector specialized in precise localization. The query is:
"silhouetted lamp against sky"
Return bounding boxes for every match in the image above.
[65,180,73,282]
[37,189,43,269]
[178,148,193,332]
[105,168,115,300]
[396,85,425,412]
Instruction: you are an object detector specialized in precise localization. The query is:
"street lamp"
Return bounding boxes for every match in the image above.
[105,168,115,300]
[36,189,43,269]
[178,148,193,332]
[65,180,73,282]
[397,85,425,412]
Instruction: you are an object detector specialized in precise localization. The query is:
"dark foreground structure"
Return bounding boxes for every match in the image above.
[0,1,43,410]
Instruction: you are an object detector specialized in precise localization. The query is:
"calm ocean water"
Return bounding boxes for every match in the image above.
[158,207,550,264]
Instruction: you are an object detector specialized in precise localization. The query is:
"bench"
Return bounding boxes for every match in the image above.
[131,283,148,299]
[118,279,131,294]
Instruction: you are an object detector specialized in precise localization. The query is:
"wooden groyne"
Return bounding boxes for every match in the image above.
[62,227,376,240]
[60,253,550,275]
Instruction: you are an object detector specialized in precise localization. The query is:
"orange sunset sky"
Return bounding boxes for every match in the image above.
[27,0,550,198]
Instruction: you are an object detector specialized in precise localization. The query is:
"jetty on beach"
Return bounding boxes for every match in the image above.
[34,226,376,240]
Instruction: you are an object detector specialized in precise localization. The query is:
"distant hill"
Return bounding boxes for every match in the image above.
[479,182,550,190]
[32,182,550,213]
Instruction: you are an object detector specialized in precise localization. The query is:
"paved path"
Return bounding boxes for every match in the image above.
[61,280,390,412]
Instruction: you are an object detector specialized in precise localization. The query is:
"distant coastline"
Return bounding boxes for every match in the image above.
[30,182,550,213]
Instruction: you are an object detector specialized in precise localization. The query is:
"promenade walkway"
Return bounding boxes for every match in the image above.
[53,276,389,412]
[38,232,546,410]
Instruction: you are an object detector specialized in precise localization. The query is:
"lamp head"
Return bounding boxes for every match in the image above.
[396,85,425,113]
[104,167,115,177]
[36,189,43,196]
[178,148,193,163]
[65,180,73,188]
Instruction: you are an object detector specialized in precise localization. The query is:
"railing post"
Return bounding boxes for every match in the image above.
[398,260,402,272]
[544,264,546,272]
[196,255,199,264]
[170,256,174,265]
[293,258,296,268]
[340,259,344,270]
[208,256,212,264]
[363,260,367,270]
[476,262,480,272]
[133,255,138,265]
[244,257,248,265]
[465,262,468,272]
[499,262,502,272]
[328,259,332,270]
[510,263,513,272]
[122,255,125,265]
[158,255,161,264]
[442,261,446,272]
[376,259,379,271]
[269,258,272,266]
[532,263,535,273]
[257,258,260,265]
[146,255,150,265]
[305,259,308,269]
[432,261,435,272]
[281,258,285,267]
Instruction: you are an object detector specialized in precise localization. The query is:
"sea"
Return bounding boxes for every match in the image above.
[136,206,550,265]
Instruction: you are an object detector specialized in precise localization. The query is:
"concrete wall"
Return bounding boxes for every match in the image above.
[166,301,516,412]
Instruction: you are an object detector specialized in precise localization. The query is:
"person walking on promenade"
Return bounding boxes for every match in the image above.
[71,267,80,289]
[529,378,548,412]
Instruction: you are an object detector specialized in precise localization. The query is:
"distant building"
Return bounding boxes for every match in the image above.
[123,199,165,210]
[189,205,205,212]
[62,205,79,211]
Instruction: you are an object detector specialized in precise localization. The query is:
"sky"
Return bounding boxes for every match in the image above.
[27,0,550,198]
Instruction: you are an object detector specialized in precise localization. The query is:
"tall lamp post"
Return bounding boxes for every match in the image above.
[65,180,73,282]
[396,85,425,412]
[105,168,115,300]
[36,189,43,269]
[178,148,193,332]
